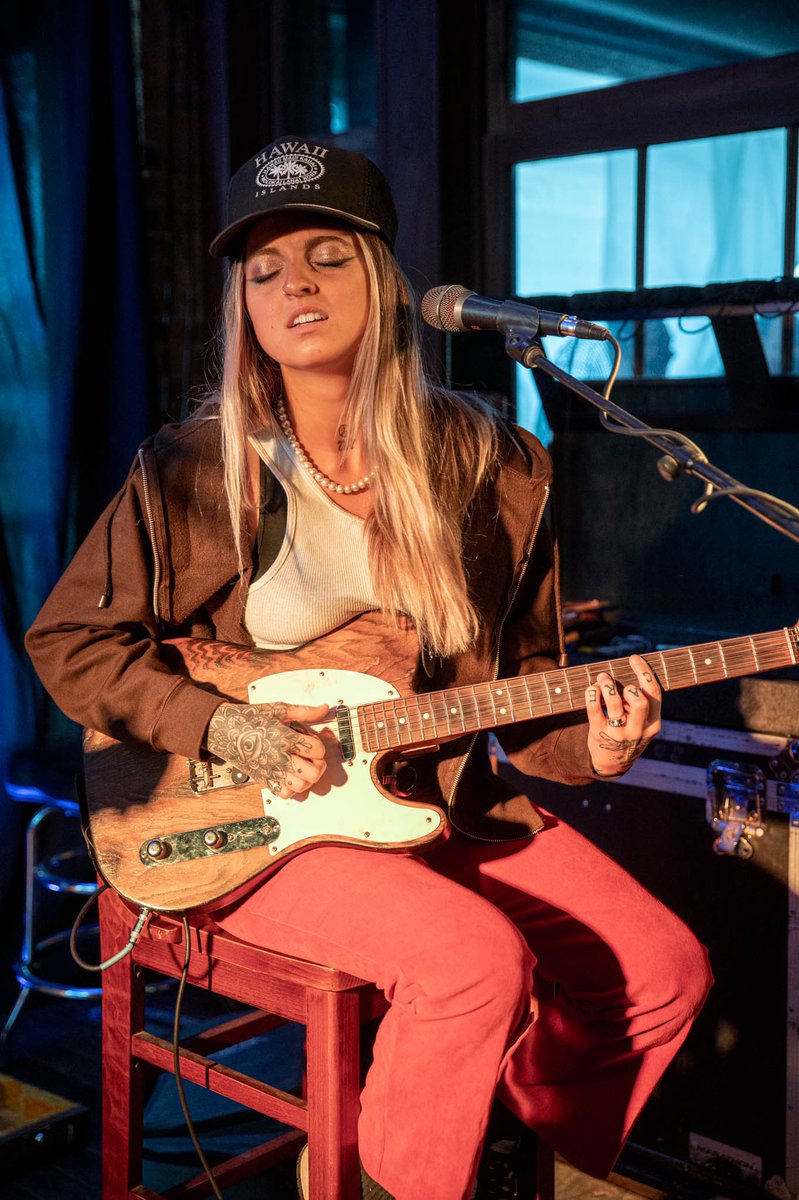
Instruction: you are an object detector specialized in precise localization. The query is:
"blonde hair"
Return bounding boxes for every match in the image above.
[218,231,499,657]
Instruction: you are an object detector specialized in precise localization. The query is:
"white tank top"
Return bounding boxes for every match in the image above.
[244,429,379,650]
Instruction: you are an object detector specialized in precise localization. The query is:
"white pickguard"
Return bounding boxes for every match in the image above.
[247,668,446,854]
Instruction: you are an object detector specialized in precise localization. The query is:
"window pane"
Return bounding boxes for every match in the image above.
[515,151,637,294]
[643,317,723,378]
[644,129,787,377]
[645,129,787,287]
[514,152,636,430]
[511,0,799,103]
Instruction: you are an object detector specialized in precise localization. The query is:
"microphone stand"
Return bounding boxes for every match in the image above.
[504,329,799,546]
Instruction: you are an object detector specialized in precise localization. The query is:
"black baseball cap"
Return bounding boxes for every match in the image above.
[209,136,398,257]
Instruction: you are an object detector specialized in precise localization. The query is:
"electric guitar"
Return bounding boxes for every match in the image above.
[82,612,799,913]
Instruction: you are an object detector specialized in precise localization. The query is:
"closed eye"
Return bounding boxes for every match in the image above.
[312,255,356,269]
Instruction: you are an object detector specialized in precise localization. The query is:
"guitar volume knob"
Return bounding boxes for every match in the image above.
[202,828,228,850]
[145,838,172,860]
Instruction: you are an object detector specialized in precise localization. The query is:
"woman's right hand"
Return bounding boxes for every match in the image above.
[206,701,329,798]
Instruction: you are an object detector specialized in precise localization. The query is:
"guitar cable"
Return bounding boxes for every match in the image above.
[171,914,226,1200]
[69,883,152,970]
[69,889,227,1198]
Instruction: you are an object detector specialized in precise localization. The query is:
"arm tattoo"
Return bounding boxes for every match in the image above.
[207,702,311,791]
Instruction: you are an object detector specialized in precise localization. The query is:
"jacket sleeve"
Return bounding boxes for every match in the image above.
[495,506,598,786]
[25,461,223,761]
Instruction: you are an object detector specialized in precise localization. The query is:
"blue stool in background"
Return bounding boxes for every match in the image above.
[0,745,101,1044]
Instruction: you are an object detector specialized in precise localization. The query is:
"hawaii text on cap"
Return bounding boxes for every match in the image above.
[209,137,398,257]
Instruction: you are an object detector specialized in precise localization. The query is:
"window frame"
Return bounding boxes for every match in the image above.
[482,13,799,310]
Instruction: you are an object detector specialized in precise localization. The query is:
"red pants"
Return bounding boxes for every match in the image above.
[215,811,712,1200]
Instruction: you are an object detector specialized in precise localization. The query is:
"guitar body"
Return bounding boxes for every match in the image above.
[82,615,448,914]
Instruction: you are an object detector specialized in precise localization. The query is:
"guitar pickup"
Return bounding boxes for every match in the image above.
[188,756,251,793]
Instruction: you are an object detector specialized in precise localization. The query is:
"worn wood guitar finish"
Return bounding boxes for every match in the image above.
[83,614,799,913]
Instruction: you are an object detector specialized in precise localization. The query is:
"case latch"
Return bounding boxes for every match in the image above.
[706,759,766,858]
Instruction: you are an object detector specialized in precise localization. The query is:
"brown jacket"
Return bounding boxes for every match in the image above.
[26,406,597,841]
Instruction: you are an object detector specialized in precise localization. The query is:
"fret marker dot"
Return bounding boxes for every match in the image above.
[399,717,406,724]
[377,721,384,729]
[496,688,503,696]
[450,707,457,715]
[704,658,712,665]
[500,707,507,715]
[423,713,430,720]
[554,687,562,695]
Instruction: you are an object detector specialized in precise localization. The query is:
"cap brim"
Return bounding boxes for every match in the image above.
[209,204,383,258]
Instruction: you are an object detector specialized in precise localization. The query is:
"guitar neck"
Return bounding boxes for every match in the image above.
[356,624,799,753]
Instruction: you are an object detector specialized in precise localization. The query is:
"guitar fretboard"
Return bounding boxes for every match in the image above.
[355,625,798,753]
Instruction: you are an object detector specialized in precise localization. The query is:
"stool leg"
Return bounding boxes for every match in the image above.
[306,988,362,1200]
[99,890,147,1199]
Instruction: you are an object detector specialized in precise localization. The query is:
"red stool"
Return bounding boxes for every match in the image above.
[99,885,388,1199]
[99,885,555,1199]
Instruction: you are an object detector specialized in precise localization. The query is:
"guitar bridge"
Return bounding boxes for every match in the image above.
[188,757,251,793]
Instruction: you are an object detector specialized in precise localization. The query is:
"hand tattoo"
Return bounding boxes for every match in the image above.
[207,702,313,792]
[596,731,654,766]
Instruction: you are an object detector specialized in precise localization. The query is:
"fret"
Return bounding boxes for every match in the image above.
[428,689,453,737]
[371,702,391,750]
[692,645,721,683]
[658,651,670,690]
[455,687,466,734]
[749,636,760,673]
[438,690,455,737]
[412,694,435,735]
[785,625,799,665]
[575,662,594,694]
[459,686,480,731]
[508,677,534,722]
[546,669,575,714]
[394,695,414,745]
[686,646,699,685]
[718,641,729,678]
[561,669,575,712]
[360,706,376,752]
[540,675,554,714]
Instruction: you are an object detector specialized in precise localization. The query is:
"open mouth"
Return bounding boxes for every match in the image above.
[291,312,327,327]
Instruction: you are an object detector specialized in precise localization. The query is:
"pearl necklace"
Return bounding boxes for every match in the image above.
[275,400,375,495]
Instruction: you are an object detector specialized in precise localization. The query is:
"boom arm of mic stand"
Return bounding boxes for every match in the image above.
[508,333,799,545]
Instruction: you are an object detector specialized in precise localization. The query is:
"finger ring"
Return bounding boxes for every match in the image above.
[607,716,626,727]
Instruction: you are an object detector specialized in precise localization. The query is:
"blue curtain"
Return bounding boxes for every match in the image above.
[0,1,151,903]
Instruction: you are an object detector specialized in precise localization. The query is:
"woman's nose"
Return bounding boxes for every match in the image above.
[282,264,317,295]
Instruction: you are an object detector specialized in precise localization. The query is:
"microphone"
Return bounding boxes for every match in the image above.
[421,284,610,341]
